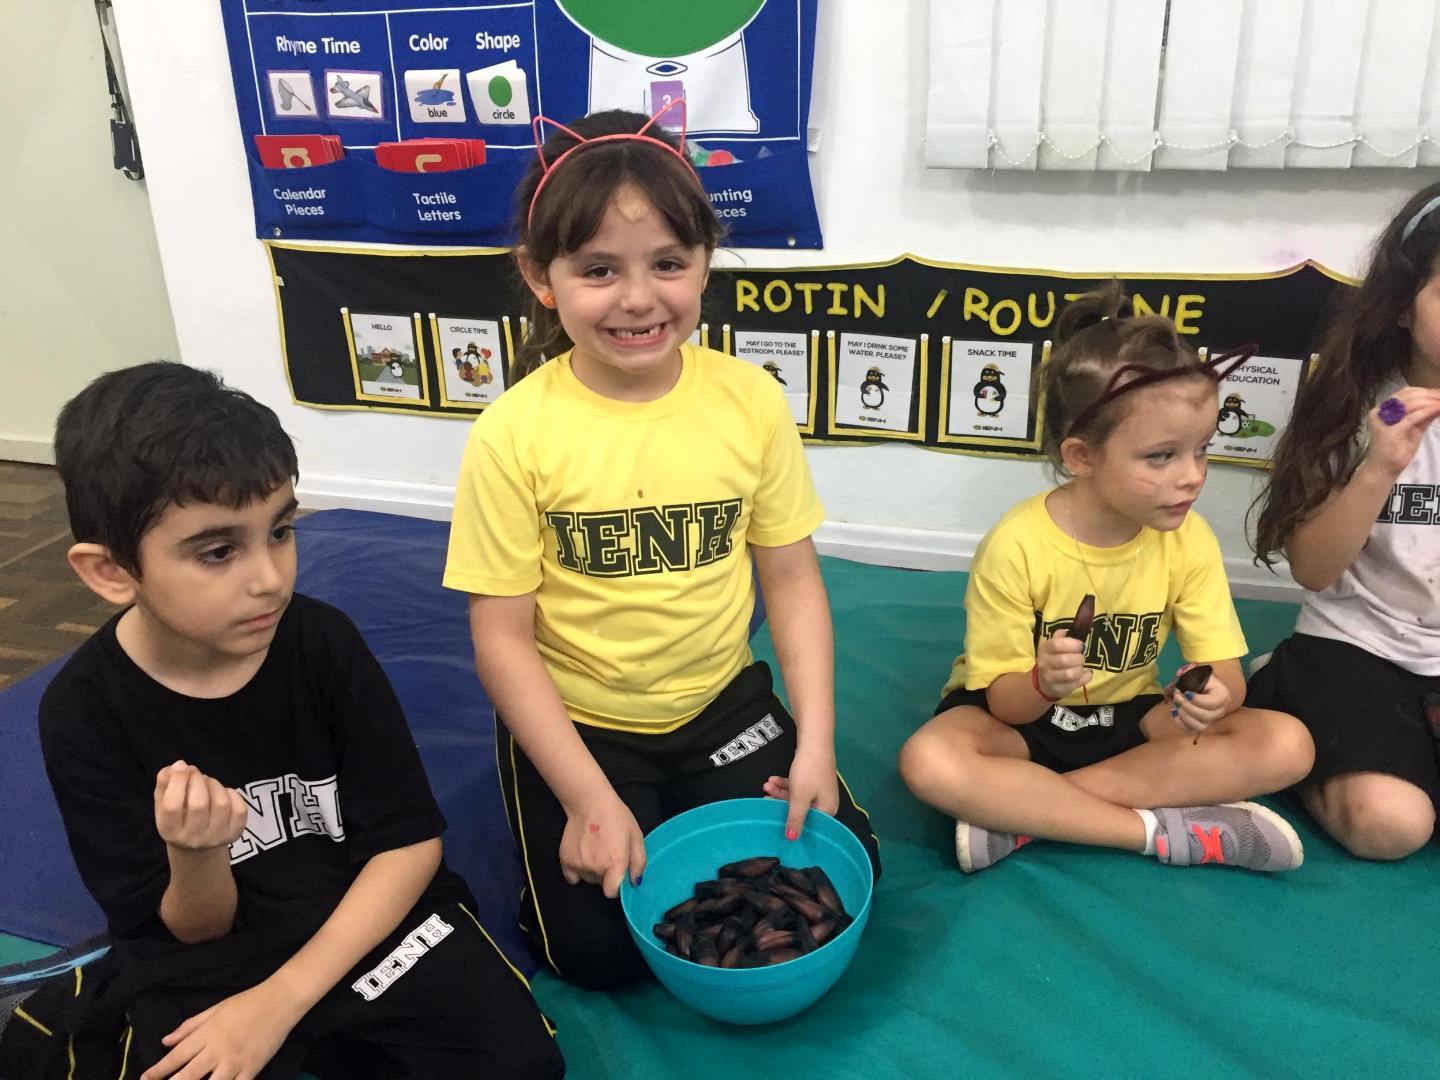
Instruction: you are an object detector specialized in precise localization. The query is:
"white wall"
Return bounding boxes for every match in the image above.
[113,0,1440,596]
[1,0,180,464]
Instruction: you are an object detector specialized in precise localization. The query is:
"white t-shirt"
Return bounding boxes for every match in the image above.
[1295,382,1440,674]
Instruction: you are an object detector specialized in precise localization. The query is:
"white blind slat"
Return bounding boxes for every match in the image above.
[1037,0,1109,170]
[990,0,1047,170]
[1420,3,1440,166]
[1096,0,1166,171]
[1229,0,1304,168]
[924,0,995,169]
[1286,0,1371,168]
[1351,0,1437,167]
[1155,0,1246,170]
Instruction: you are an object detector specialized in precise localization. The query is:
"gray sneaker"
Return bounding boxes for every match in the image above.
[1153,801,1303,871]
[955,821,1033,873]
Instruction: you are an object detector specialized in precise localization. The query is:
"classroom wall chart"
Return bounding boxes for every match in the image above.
[221,0,822,248]
[265,243,1349,468]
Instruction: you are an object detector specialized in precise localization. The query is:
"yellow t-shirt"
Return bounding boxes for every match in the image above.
[943,492,1247,705]
[444,344,824,733]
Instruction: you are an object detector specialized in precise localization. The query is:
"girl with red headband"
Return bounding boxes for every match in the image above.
[900,285,1313,874]
[443,107,879,988]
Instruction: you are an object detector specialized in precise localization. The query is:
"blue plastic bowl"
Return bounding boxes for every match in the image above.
[620,798,873,1024]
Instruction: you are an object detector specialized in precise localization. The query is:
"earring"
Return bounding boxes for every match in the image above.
[540,292,556,309]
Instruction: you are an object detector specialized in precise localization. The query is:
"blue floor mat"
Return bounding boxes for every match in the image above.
[0,509,765,970]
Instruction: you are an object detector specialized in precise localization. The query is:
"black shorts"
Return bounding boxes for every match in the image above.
[934,686,1164,774]
[1245,633,1440,812]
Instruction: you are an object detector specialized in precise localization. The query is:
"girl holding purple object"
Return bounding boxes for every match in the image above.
[1251,181,1440,861]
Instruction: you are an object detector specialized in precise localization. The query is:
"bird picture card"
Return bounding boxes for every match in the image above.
[731,329,815,430]
[830,332,923,439]
[942,338,1036,446]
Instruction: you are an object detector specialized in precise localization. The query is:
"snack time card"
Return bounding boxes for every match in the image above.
[946,339,1033,441]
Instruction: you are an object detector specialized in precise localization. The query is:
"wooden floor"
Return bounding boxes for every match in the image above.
[0,462,121,688]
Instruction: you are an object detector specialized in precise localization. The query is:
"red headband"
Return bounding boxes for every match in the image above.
[1064,344,1259,438]
[527,98,699,228]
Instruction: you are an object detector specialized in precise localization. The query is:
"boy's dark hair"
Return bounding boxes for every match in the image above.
[54,362,298,575]
[511,109,724,382]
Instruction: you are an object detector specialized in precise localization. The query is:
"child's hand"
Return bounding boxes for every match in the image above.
[1035,629,1092,701]
[141,981,300,1080]
[762,743,839,840]
[1166,664,1232,736]
[153,761,249,852]
[1363,387,1440,481]
[560,794,646,899]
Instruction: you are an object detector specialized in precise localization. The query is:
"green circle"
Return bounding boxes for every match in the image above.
[556,0,764,56]
[488,75,513,106]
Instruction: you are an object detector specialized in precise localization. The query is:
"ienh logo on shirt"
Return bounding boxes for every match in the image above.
[1377,484,1440,524]
[1033,610,1164,674]
[545,499,742,577]
[227,773,345,864]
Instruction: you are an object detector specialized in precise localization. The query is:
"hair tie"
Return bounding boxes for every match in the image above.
[1401,194,1440,244]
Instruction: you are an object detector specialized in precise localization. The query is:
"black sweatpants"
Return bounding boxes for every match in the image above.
[496,661,882,990]
[126,899,564,1079]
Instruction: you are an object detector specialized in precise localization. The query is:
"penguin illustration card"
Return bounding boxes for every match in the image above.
[833,333,919,435]
[732,330,813,428]
[345,310,427,404]
[945,339,1034,442]
[433,316,506,407]
[1209,353,1304,465]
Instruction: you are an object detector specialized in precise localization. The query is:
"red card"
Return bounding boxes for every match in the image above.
[375,139,486,172]
[254,134,341,169]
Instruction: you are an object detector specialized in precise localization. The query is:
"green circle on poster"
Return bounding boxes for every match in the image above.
[555,0,765,57]
[489,75,513,106]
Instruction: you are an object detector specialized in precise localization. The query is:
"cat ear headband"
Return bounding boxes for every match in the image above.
[1065,344,1259,438]
[527,98,697,228]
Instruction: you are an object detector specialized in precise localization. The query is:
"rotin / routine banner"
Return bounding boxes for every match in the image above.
[265,242,1351,468]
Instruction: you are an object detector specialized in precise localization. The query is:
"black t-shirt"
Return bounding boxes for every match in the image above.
[39,594,466,945]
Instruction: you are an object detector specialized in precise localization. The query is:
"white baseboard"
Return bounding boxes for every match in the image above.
[0,436,55,465]
[297,474,455,522]
[296,478,1302,602]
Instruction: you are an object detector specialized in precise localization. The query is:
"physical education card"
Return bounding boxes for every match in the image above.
[1210,353,1305,465]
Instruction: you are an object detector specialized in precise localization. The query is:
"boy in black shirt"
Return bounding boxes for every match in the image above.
[35,363,564,1079]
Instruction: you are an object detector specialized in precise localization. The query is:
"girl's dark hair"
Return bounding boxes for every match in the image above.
[510,110,723,381]
[54,361,298,575]
[1038,282,1206,475]
[1252,180,1440,567]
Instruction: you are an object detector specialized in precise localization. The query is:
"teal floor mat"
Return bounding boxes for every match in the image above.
[8,560,1438,1077]
[526,559,1440,1078]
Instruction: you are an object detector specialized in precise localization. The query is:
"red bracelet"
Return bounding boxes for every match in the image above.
[1030,664,1061,703]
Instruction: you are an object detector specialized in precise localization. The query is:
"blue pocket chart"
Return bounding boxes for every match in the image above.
[221,0,822,248]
